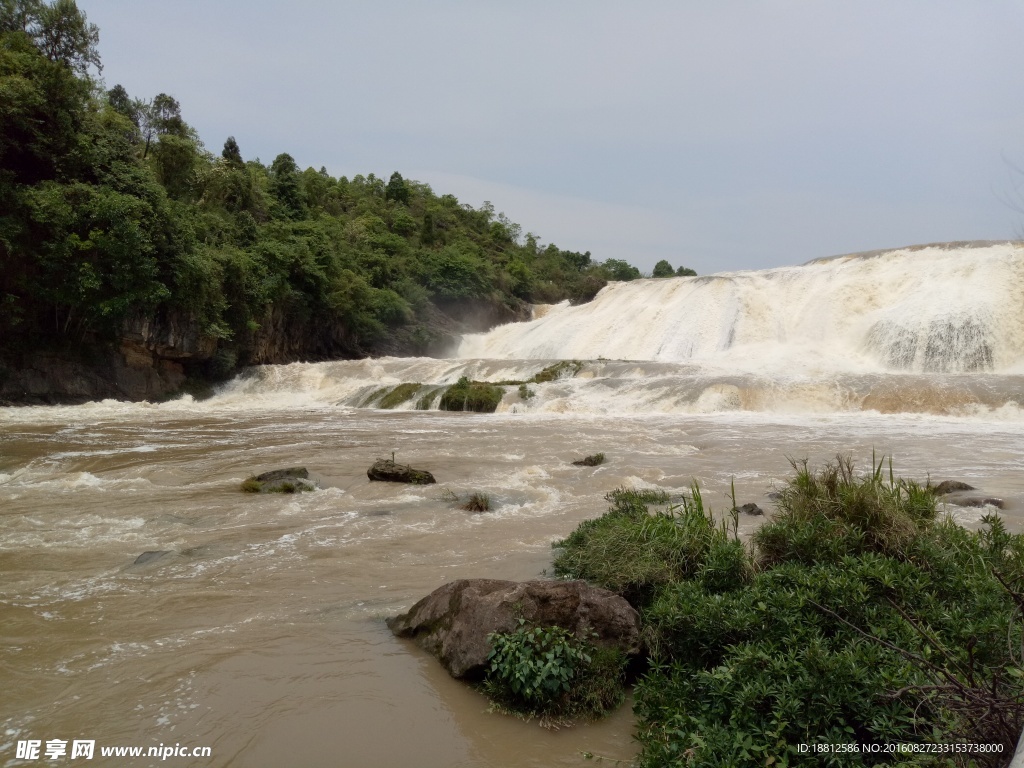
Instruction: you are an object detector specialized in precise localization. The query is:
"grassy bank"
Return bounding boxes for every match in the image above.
[551,458,1024,766]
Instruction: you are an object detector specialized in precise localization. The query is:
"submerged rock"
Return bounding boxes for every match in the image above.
[133,550,173,565]
[386,578,641,679]
[367,459,436,485]
[945,495,1005,509]
[932,480,976,495]
[242,467,317,493]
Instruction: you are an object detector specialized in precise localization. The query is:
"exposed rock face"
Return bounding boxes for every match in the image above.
[932,480,976,495]
[367,459,436,485]
[739,503,764,516]
[386,579,641,679]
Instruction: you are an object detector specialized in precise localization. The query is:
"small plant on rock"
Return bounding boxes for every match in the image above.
[485,620,588,711]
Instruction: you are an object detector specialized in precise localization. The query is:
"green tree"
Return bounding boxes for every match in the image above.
[385,171,410,205]
[2,0,99,74]
[602,258,641,281]
[652,259,674,277]
[221,136,243,168]
[676,265,697,276]
[269,152,305,219]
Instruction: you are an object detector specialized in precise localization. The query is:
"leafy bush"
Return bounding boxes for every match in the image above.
[572,452,605,466]
[483,619,626,720]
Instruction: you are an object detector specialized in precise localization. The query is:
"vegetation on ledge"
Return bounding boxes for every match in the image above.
[552,458,1024,765]
[439,377,504,413]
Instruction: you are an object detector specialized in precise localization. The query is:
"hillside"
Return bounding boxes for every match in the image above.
[0,1,674,403]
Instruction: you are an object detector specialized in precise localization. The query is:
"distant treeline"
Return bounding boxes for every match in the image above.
[0,0,696,375]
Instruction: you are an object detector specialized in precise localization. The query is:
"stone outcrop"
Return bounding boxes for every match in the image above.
[932,480,976,495]
[386,578,641,679]
[367,459,436,485]
[242,467,317,493]
[738,502,764,516]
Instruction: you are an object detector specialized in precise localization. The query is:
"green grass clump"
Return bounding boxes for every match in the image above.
[572,452,605,466]
[482,619,626,722]
[754,453,937,566]
[553,456,1024,766]
[518,384,535,400]
[378,382,421,409]
[553,484,742,608]
[461,492,492,512]
[240,478,262,493]
[439,376,504,413]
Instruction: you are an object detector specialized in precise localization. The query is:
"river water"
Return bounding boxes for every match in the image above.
[2,243,1023,767]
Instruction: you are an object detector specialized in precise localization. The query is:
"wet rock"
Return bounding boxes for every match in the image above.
[946,496,1005,509]
[242,467,317,493]
[738,503,764,516]
[133,550,173,566]
[367,459,436,485]
[386,578,641,679]
[932,480,976,495]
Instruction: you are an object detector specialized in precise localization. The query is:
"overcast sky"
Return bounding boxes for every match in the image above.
[81,1,1024,274]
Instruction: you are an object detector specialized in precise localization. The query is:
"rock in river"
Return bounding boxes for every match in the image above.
[386,578,641,679]
[367,459,436,484]
[241,467,317,493]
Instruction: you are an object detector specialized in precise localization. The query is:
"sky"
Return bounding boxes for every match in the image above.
[80,1,1024,274]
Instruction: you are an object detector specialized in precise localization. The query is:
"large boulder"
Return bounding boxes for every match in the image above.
[367,459,436,484]
[386,579,641,679]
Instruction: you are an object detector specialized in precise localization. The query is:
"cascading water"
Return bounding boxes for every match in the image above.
[457,241,1024,374]
[193,242,1024,418]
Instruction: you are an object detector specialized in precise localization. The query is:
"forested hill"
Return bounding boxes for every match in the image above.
[0,1,693,403]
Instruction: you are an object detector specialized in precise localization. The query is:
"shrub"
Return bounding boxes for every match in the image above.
[483,619,626,721]
[518,384,535,400]
[240,478,261,493]
[439,376,504,413]
[572,452,605,466]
